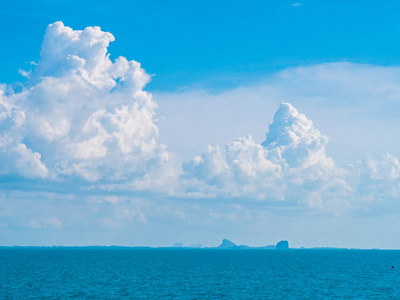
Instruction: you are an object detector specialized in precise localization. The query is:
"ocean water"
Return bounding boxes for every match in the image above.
[1,248,400,299]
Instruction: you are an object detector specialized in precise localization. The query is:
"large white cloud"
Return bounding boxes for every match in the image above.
[182,103,353,211]
[180,99,400,213]
[0,22,179,189]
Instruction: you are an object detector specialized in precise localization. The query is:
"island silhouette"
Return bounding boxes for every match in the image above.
[216,239,288,250]
[169,239,289,250]
[1,240,362,249]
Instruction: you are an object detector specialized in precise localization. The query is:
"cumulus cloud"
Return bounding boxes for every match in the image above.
[152,61,400,215]
[180,100,400,213]
[182,103,352,211]
[0,21,179,190]
[261,103,332,168]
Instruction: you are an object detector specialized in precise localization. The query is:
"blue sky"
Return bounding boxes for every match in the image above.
[2,1,400,248]
[3,0,400,90]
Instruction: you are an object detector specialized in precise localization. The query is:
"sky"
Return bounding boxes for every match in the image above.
[2,1,400,248]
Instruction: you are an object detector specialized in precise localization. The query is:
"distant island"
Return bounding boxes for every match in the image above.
[168,239,289,250]
[216,239,286,250]
[0,240,369,250]
[166,239,357,250]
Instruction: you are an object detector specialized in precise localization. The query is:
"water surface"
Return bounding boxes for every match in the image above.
[1,248,400,299]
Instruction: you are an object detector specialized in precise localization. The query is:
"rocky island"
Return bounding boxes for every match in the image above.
[216,239,289,250]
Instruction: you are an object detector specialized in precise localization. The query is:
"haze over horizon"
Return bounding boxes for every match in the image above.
[2,1,400,249]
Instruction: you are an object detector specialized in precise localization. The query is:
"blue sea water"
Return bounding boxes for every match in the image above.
[1,248,400,299]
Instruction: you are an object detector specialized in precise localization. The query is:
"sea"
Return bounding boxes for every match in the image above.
[1,248,400,299]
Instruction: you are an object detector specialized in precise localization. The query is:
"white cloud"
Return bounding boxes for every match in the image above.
[18,69,31,78]
[0,21,177,190]
[182,103,352,211]
[261,103,332,168]
[152,61,400,212]
[13,143,48,178]
[177,99,400,214]
[183,135,283,199]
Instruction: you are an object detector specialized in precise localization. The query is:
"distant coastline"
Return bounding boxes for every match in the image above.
[0,239,382,250]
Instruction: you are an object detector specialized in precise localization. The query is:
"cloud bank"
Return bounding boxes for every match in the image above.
[2,22,400,246]
[1,22,399,209]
